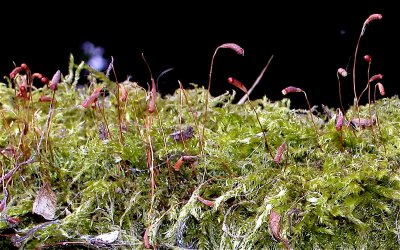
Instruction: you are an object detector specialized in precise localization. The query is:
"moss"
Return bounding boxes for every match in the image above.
[0,55,399,249]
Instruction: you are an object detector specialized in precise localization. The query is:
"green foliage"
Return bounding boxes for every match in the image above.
[0,56,399,249]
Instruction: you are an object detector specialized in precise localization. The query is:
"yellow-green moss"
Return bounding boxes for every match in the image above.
[0,55,399,249]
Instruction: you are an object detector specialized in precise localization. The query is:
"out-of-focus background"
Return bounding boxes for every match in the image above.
[0,2,396,110]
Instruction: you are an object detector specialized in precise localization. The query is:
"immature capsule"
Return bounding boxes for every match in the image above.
[281,86,303,95]
[376,82,385,96]
[337,68,348,77]
[197,196,214,207]
[363,55,371,63]
[335,109,344,131]
[274,141,286,164]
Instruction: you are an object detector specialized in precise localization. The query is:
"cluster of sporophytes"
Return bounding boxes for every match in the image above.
[1,13,398,250]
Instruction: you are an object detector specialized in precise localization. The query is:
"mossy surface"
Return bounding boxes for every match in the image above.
[0,56,399,249]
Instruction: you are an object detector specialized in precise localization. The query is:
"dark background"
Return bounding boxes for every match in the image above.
[1,2,396,110]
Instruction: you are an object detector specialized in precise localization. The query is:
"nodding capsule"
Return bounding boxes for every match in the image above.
[9,66,23,79]
[281,86,303,95]
[369,74,383,83]
[31,73,43,80]
[363,55,371,63]
[20,63,28,70]
[81,86,103,108]
[362,14,382,35]
[364,14,383,26]
[376,82,385,96]
[227,77,248,93]
[218,43,244,56]
[337,68,348,77]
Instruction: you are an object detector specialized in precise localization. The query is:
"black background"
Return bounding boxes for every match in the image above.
[1,2,396,110]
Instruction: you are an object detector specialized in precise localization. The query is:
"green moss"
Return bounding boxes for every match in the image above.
[0,55,399,249]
